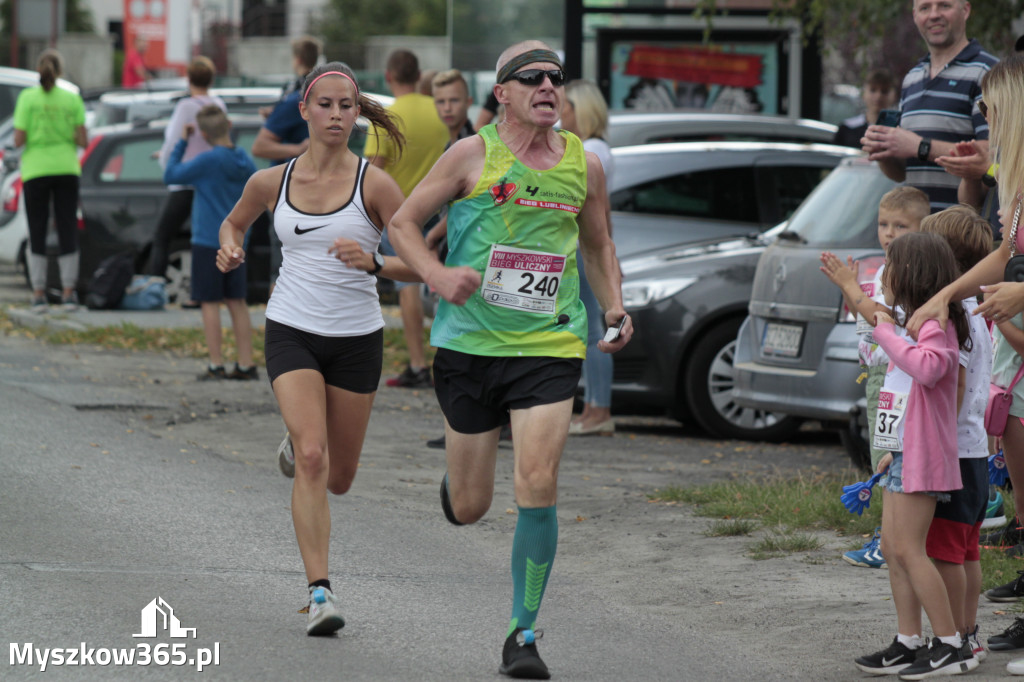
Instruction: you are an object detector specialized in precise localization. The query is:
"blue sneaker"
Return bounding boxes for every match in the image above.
[843,527,886,568]
[983,486,1008,530]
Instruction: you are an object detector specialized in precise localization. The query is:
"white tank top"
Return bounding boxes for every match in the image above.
[265,157,384,336]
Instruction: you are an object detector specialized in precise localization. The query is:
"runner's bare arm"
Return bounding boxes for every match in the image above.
[347,165,421,282]
[389,137,485,304]
[577,152,631,352]
[217,166,284,273]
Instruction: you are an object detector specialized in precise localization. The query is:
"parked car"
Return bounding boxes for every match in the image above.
[613,224,798,440]
[731,157,898,468]
[606,112,837,148]
[609,141,861,258]
[1,115,275,303]
[89,87,285,128]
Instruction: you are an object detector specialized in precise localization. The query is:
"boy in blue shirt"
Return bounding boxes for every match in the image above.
[164,105,258,380]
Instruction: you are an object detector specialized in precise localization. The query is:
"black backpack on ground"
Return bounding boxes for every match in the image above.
[86,251,135,310]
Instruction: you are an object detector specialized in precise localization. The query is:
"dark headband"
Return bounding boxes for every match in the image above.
[497,49,563,85]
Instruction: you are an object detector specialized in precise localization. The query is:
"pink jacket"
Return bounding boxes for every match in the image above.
[873,320,961,493]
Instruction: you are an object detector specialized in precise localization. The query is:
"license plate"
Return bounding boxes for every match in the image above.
[761,321,804,358]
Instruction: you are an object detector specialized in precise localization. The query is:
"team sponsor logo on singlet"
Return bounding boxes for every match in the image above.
[489,180,518,205]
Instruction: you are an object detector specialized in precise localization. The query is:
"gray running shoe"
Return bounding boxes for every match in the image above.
[277,432,295,478]
[306,586,344,636]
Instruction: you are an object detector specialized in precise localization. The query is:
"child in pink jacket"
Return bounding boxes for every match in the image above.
[854,232,976,679]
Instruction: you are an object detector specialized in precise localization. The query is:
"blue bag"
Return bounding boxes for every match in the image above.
[119,275,167,311]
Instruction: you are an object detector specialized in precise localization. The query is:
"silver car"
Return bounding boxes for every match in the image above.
[607,112,837,148]
[610,141,862,258]
[731,158,898,467]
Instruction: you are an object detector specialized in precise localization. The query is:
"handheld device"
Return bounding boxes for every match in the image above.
[603,317,626,344]
[876,109,901,127]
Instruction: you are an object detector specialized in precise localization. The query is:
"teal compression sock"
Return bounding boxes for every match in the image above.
[508,505,557,637]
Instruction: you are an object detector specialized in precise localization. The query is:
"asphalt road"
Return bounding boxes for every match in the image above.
[0,262,1019,681]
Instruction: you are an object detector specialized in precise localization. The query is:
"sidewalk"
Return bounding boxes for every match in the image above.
[3,302,406,332]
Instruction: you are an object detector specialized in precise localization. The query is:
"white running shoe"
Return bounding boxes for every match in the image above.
[277,432,295,478]
[306,586,344,636]
[1009,656,1024,675]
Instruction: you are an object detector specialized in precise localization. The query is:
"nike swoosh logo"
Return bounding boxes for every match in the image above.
[881,656,902,666]
[930,653,952,669]
[294,224,330,235]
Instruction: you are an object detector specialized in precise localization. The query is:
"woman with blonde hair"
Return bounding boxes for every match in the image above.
[561,79,617,435]
[906,53,1024,675]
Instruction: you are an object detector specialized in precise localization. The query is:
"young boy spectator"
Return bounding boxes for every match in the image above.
[919,204,994,660]
[820,186,930,568]
[164,105,258,380]
[833,68,897,149]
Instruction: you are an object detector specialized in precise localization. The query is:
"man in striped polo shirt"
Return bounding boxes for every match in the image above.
[862,0,997,212]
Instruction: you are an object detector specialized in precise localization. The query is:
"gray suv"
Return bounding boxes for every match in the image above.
[731,158,897,467]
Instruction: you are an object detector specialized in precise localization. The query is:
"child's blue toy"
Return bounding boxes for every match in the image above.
[841,472,884,516]
[990,450,1009,487]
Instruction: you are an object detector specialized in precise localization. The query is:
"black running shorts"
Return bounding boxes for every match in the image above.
[264,319,383,393]
[433,348,582,434]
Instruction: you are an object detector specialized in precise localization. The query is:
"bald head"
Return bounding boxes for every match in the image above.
[496,41,553,74]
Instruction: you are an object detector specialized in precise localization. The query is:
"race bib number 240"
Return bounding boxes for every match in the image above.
[481,244,566,314]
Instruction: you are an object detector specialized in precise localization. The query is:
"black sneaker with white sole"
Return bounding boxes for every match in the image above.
[981,516,1024,547]
[989,617,1024,650]
[986,569,1024,602]
[897,639,976,679]
[500,628,549,680]
[854,636,921,675]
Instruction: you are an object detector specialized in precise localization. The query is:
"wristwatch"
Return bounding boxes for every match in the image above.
[917,138,932,162]
[369,251,384,275]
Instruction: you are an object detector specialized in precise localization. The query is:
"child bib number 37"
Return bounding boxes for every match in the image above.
[482,244,566,314]
[873,390,908,451]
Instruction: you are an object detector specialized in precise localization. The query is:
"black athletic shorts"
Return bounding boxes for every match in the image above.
[192,244,247,302]
[433,348,582,434]
[264,319,383,393]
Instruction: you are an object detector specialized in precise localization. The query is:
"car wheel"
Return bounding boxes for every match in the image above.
[838,425,873,474]
[683,318,802,441]
[165,248,192,304]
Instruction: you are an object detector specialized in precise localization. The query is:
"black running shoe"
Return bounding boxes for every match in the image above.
[440,473,464,526]
[981,516,1024,547]
[989,617,1024,650]
[500,628,550,680]
[897,639,976,679]
[985,569,1024,602]
[854,636,920,675]
[426,434,446,449]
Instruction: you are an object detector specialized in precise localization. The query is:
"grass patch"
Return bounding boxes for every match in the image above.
[651,471,882,537]
[704,519,759,537]
[0,308,430,372]
[749,528,824,560]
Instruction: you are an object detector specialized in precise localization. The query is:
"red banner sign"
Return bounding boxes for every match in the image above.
[624,45,762,88]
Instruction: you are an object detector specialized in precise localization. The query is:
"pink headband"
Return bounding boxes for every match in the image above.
[302,71,359,103]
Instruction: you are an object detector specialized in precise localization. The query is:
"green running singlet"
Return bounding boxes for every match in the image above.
[431,124,588,358]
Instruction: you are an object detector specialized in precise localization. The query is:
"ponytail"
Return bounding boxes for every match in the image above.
[37,49,63,92]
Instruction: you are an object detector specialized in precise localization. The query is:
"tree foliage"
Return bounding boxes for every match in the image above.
[320,0,445,65]
[0,0,96,37]
[695,0,1024,71]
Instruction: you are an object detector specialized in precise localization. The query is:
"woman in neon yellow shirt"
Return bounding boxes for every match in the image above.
[14,49,87,312]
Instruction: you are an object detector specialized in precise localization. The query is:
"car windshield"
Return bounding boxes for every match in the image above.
[785,162,896,248]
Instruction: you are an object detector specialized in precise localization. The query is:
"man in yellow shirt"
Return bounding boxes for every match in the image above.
[365,50,448,388]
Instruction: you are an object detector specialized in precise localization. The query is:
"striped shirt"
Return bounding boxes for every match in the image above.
[899,39,998,211]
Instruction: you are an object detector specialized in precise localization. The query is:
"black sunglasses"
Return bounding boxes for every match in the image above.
[502,69,566,87]
[979,99,988,118]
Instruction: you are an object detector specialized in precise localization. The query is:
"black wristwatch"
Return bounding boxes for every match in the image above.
[982,172,997,188]
[369,252,384,275]
[917,138,932,162]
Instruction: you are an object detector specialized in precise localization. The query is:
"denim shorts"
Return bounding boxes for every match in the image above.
[881,453,952,503]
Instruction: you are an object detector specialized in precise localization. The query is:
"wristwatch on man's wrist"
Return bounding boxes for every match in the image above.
[369,251,384,275]
[917,138,932,162]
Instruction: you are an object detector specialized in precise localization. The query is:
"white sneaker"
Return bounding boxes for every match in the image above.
[306,586,344,636]
[1009,657,1024,675]
[968,625,987,661]
[277,432,294,478]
